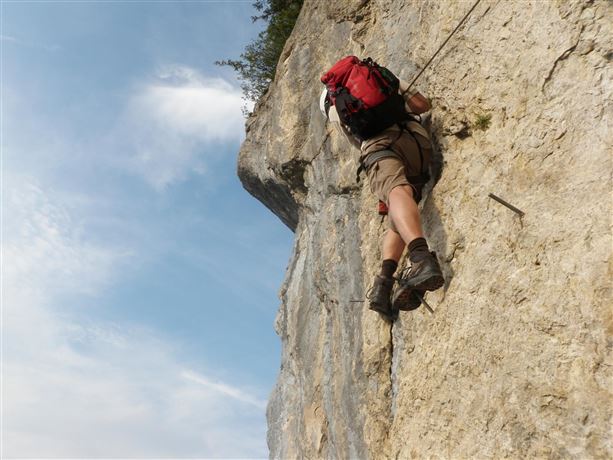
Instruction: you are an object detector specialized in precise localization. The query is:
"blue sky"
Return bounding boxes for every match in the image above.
[2,1,294,457]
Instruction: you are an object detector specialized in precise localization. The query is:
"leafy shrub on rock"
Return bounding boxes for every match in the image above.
[216,0,303,105]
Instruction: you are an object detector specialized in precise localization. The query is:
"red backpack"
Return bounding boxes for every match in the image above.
[321,56,411,140]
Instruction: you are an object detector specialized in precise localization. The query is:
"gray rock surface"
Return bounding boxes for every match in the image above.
[237,0,613,458]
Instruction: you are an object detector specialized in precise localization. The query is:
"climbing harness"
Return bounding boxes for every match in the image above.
[403,0,483,95]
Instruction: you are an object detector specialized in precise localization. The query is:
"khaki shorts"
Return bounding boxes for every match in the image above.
[366,132,432,232]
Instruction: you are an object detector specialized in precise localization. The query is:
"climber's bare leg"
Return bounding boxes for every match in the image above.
[388,184,424,244]
[382,228,405,262]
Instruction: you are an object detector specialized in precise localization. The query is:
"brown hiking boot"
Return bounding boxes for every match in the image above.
[392,285,422,311]
[367,275,398,321]
[393,252,444,310]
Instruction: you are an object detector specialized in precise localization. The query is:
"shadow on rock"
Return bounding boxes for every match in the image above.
[422,115,454,293]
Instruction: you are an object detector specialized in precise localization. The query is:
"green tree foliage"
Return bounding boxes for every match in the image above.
[216,0,303,104]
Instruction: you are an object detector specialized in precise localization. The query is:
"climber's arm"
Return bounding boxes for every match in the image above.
[399,79,432,114]
[407,92,431,114]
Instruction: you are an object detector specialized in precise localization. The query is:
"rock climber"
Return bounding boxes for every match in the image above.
[319,56,444,321]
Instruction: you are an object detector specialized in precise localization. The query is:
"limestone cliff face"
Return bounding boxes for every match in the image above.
[237,0,612,458]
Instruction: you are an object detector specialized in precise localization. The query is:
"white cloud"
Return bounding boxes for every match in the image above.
[113,65,251,189]
[2,177,268,458]
[0,34,60,51]
[4,175,121,298]
[145,65,247,141]
[4,63,247,191]
[183,370,268,410]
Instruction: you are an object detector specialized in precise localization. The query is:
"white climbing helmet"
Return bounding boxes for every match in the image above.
[319,88,339,122]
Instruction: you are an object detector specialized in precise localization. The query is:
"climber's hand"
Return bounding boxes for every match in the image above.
[407,92,431,114]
